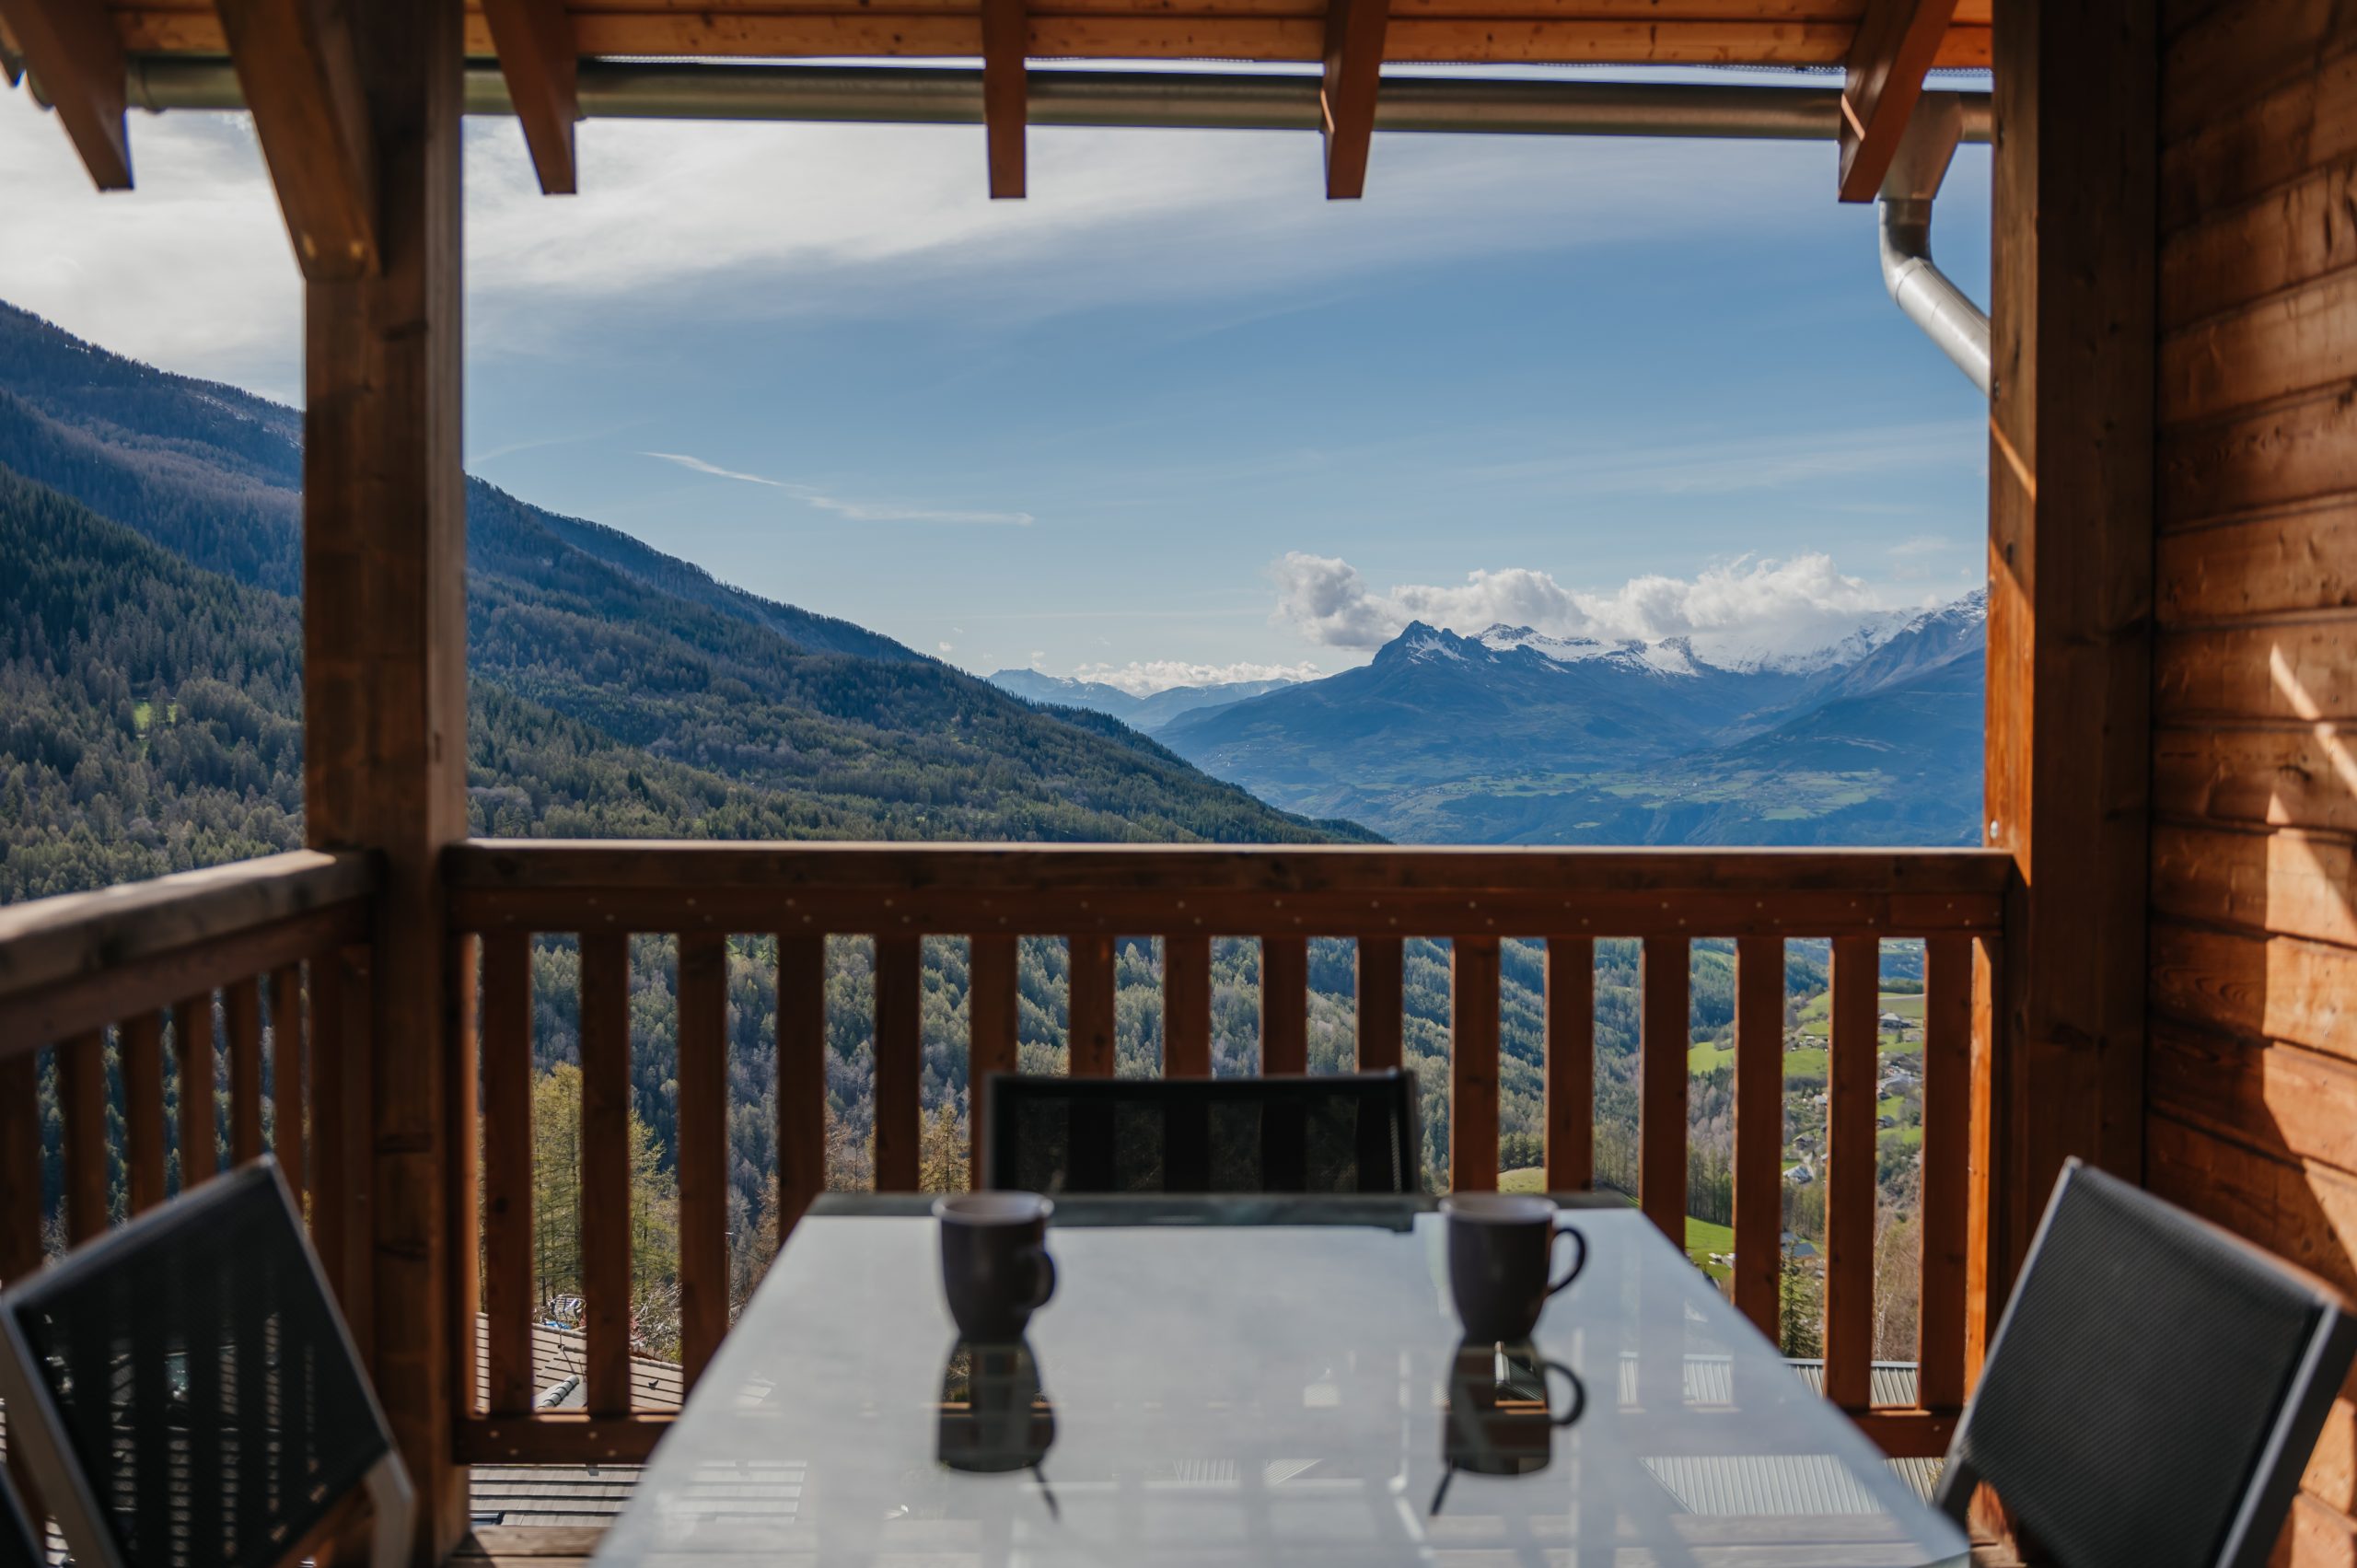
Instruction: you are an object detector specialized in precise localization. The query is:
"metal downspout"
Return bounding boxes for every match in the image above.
[1875,92,1991,395]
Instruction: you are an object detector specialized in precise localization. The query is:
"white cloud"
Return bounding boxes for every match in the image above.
[643,450,787,487]
[1271,551,1922,664]
[938,641,955,652]
[1,75,1841,390]
[640,451,1032,524]
[1071,657,1325,696]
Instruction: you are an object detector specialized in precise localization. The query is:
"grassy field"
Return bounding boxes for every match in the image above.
[1794,990,1926,1028]
[1499,1169,1732,1278]
[1687,1040,1829,1078]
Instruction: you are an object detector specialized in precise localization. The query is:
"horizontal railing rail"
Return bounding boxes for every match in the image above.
[443,840,2004,1467]
[0,849,378,1320]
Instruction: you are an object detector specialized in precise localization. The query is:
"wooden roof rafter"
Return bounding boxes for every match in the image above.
[0,0,130,189]
[483,0,580,194]
[1837,0,1961,202]
[981,0,1025,197]
[215,0,377,278]
[1320,0,1387,198]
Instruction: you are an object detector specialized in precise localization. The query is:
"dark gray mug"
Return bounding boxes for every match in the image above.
[935,1192,1057,1341]
[1442,1193,1586,1343]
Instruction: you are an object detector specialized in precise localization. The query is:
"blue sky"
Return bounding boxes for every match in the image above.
[2,66,1989,690]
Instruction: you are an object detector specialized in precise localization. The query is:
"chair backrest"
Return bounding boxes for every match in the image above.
[0,1160,412,1568]
[981,1070,1421,1194]
[0,1463,41,1568]
[1935,1158,2357,1568]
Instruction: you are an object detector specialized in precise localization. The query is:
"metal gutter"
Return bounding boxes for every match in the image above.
[1874,92,1991,394]
[123,55,1991,143]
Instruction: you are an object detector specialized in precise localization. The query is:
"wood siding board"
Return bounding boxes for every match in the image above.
[2155,620,2357,723]
[2151,820,2357,947]
[577,931,633,1415]
[2161,155,2357,331]
[2162,384,2357,527]
[676,932,729,1384]
[1544,935,1594,1191]
[2156,501,2357,617]
[1261,934,1309,1076]
[1639,935,1689,1240]
[776,935,827,1237]
[1450,935,1502,1191]
[2162,265,2357,425]
[1825,935,1879,1411]
[2150,916,2357,1059]
[481,929,536,1417]
[1732,935,1783,1339]
[2162,0,2357,145]
[2154,721,2357,835]
[874,935,923,1191]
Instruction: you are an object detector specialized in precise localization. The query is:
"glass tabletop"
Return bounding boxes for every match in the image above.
[596,1194,1968,1567]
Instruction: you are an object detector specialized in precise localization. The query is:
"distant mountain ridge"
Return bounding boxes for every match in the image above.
[986,668,1299,731]
[1159,593,1986,845]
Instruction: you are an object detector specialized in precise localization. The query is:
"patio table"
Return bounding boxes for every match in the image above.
[593,1193,1969,1566]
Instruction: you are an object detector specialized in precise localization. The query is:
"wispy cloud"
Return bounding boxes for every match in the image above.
[641,451,1034,525]
[1070,657,1326,696]
[1465,422,1985,498]
[642,450,787,487]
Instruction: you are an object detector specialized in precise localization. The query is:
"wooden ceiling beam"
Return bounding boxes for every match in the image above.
[483,0,580,194]
[1837,0,1960,202]
[0,0,130,189]
[1320,0,1387,197]
[216,0,377,279]
[981,0,1026,197]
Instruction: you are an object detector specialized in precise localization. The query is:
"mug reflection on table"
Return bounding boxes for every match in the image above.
[938,1337,1059,1517]
[1432,1339,1586,1516]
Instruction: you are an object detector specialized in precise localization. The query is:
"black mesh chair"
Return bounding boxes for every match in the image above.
[0,1160,412,1568]
[0,1463,40,1568]
[981,1070,1421,1194]
[1934,1158,2357,1568]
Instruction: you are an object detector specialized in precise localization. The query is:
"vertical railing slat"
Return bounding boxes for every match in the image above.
[1918,934,1973,1411]
[874,935,923,1191]
[59,1030,110,1244]
[449,934,482,1425]
[777,934,828,1244]
[1826,933,1879,1411]
[122,1011,168,1214]
[1066,934,1117,1076]
[1449,935,1501,1191]
[1544,935,1594,1192]
[677,932,731,1384]
[226,976,264,1166]
[1639,935,1689,1242]
[578,931,633,1416]
[173,993,216,1188]
[968,935,1019,1188]
[1966,933,2000,1388]
[0,1052,36,1283]
[1355,935,1403,1073]
[1732,935,1784,1340]
[268,967,305,1197]
[480,930,536,1417]
[1260,935,1308,1076]
[1163,935,1212,1077]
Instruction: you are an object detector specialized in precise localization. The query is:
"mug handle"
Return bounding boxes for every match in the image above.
[1541,1360,1587,1428]
[1023,1247,1058,1310]
[1544,1222,1587,1298]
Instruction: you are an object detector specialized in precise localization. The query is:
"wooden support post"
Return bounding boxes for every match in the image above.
[1320,0,1387,197]
[482,0,578,194]
[0,0,128,188]
[981,0,1027,197]
[280,0,470,1549]
[1543,935,1593,1192]
[1837,0,1960,201]
[216,0,377,277]
[1983,0,2154,1309]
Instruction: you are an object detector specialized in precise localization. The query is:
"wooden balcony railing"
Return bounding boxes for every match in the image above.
[0,849,377,1323]
[442,840,2010,1468]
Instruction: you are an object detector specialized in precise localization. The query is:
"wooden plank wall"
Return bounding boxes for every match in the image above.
[2154,3,2357,1560]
